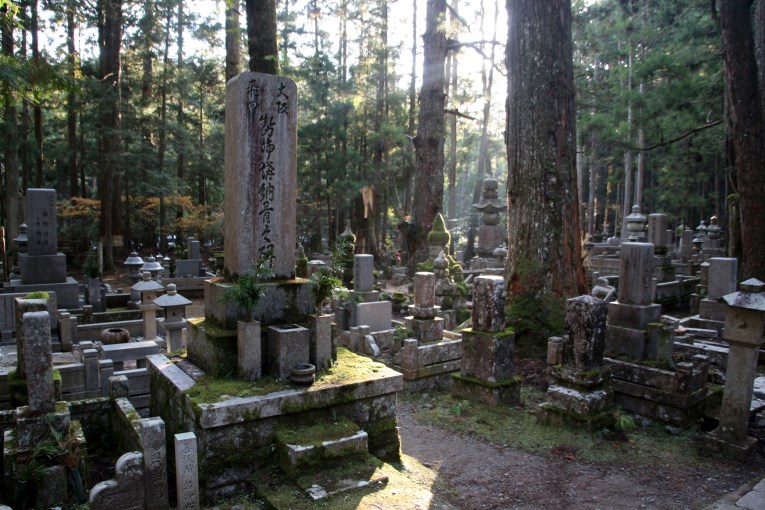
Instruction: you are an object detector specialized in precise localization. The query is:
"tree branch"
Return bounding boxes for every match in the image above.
[444,108,476,120]
[619,119,722,151]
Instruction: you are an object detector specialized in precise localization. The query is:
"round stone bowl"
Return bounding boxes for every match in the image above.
[290,363,316,386]
[100,327,130,345]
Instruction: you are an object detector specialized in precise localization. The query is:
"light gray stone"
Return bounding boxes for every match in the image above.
[647,213,669,252]
[188,238,201,260]
[238,320,262,380]
[707,257,738,300]
[26,188,58,255]
[353,254,375,292]
[224,72,297,279]
[618,243,655,306]
[19,252,67,284]
[413,272,436,308]
[309,314,332,370]
[563,295,608,371]
[356,301,392,333]
[139,417,169,510]
[472,275,506,333]
[23,311,54,412]
[175,259,203,278]
[175,432,200,510]
[89,452,146,510]
[267,324,310,379]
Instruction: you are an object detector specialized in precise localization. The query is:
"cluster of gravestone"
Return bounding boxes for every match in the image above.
[2,68,765,509]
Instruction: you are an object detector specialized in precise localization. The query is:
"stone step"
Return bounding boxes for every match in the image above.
[274,417,368,474]
[294,454,388,501]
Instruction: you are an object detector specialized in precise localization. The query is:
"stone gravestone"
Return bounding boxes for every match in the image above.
[26,188,57,256]
[139,417,169,510]
[699,257,738,321]
[89,452,146,510]
[174,432,200,510]
[452,275,519,406]
[353,254,375,292]
[224,72,297,279]
[23,311,55,413]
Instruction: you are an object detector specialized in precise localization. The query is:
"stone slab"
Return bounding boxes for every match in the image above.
[175,432,200,510]
[26,188,58,256]
[175,259,203,278]
[293,454,388,501]
[353,254,375,292]
[617,242,655,306]
[100,340,161,362]
[356,300,392,333]
[192,366,403,429]
[266,324,309,380]
[224,72,297,279]
[545,385,609,415]
[460,328,515,382]
[607,302,661,330]
[19,253,67,284]
[451,373,520,406]
[5,278,80,310]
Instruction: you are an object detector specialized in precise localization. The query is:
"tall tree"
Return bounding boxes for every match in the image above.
[225,0,241,81]
[66,0,78,197]
[505,0,585,298]
[717,0,765,280]
[411,0,447,271]
[246,0,278,74]
[31,0,43,187]
[2,3,19,253]
[97,0,123,269]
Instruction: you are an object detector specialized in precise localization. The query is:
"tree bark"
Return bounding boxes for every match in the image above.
[411,0,447,272]
[403,0,417,216]
[226,0,241,81]
[446,0,459,226]
[2,5,19,252]
[98,0,122,269]
[719,0,765,280]
[31,0,43,188]
[505,0,586,298]
[245,0,279,75]
[67,0,79,197]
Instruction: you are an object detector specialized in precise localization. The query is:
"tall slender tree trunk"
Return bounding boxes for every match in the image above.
[620,36,633,239]
[245,0,278,74]
[587,128,598,236]
[446,0,459,227]
[719,0,765,279]
[158,3,171,252]
[67,0,79,197]
[2,5,19,252]
[225,0,241,81]
[505,0,585,298]
[31,0,43,187]
[19,4,30,192]
[411,0,447,272]
[176,0,185,240]
[403,0,417,216]
[97,0,122,270]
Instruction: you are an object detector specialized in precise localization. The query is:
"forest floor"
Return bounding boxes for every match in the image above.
[98,272,764,509]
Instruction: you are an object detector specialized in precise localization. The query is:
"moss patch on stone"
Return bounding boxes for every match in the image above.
[189,319,237,340]
[22,291,49,300]
[451,373,521,389]
[274,416,360,447]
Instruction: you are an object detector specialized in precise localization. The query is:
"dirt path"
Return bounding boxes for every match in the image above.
[397,397,758,510]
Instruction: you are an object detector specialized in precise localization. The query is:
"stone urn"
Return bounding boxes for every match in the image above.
[100,327,130,345]
[290,363,316,385]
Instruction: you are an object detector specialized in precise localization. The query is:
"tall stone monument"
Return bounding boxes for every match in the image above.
[6,189,81,309]
[224,72,297,279]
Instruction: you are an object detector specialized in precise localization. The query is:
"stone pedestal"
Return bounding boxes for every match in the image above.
[451,276,519,406]
[704,279,765,459]
[266,324,310,380]
[238,320,262,380]
[309,314,333,370]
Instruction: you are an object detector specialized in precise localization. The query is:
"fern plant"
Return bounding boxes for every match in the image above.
[221,250,275,320]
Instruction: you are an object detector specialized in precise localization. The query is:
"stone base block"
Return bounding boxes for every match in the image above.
[266,324,310,380]
[187,319,238,377]
[204,279,312,330]
[275,418,367,475]
[698,299,726,322]
[411,317,444,343]
[605,324,649,358]
[451,373,520,406]
[545,385,610,415]
[309,314,333,370]
[607,302,661,330]
[703,431,757,461]
[611,383,707,426]
[5,278,81,310]
[460,328,515,382]
[15,402,71,449]
[19,253,67,284]
[536,403,615,431]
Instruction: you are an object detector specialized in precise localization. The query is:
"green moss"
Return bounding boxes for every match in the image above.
[274,416,359,447]
[184,375,289,404]
[52,369,62,384]
[22,291,49,300]
[506,292,565,359]
[8,369,28,407]
[417,260,434,272]
[451,373,521,389]
[190,319,237,340]
[427,213,451,247]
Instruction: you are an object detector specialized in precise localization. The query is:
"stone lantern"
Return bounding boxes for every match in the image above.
[10,223,28,278]
[132,272,164,343]
[123,251,144,283]
[154,283,191,353]
[624,205,646,242]
[141,255,164,280]
[705,278,765,459]
[695,219,707,238]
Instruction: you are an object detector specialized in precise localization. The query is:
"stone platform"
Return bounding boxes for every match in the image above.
[148,348,403,502]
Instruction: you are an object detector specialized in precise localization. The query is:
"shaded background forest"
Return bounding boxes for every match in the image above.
[0,0,725,270]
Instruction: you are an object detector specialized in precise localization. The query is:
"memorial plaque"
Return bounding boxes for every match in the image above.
[224,72,297,279]
[26,189,58,256]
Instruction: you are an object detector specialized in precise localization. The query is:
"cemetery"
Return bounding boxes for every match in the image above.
[2,0,765,509]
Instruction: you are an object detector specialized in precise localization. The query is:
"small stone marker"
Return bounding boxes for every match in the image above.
[174,432,200,510]
[413,272,436,308]
[224,72,297,279]
[647,213,669,253]
[23,311,55,413]
[139,417,169,510]
[472,276,506,332]
[707,258,738,300]
[353,254,375,292]
[563,295,608,371]
[89,452,146,510]
[356,301,392,333]
[188,237,201,260]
